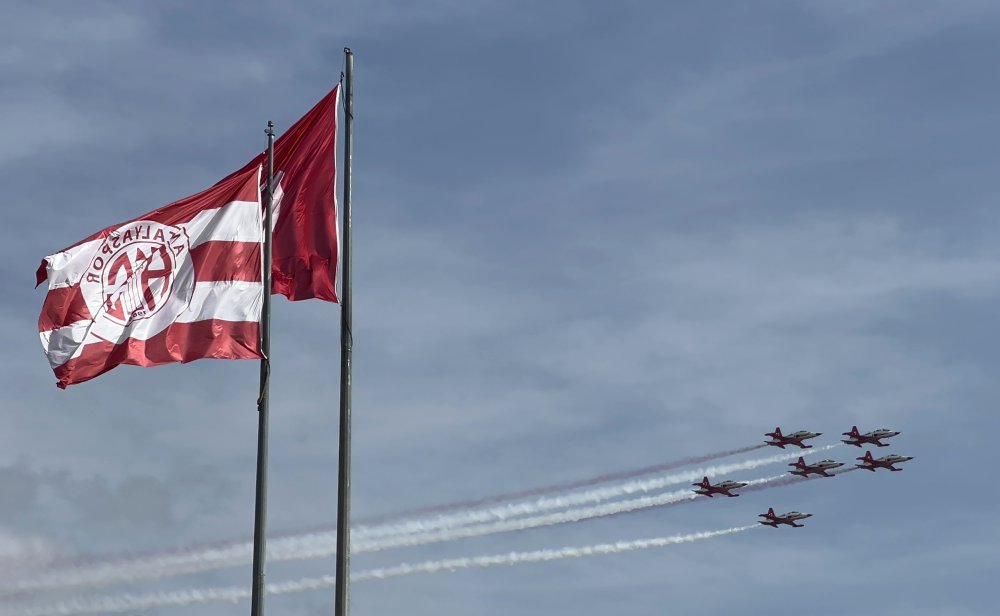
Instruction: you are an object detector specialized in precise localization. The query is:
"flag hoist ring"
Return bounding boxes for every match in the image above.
[81,221,192,332]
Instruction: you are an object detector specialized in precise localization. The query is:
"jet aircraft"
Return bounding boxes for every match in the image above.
[758,508,812,528]
[765,427,821,449]
[692,476,748,498]
[841,426,900,448]
[788,457,844,477]
[855,450,913,472]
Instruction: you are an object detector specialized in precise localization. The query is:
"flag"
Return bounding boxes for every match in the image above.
[36,86,341,387]
[37,165,264,388]
[225,84,341,302]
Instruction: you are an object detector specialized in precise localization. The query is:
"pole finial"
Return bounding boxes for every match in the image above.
[265,121,275,137]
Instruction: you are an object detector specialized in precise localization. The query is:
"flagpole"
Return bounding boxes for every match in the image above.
[334,47,354,616]
[251,121,275,616]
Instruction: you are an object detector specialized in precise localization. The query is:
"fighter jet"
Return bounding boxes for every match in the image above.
[855,450,913,472]
[841,426,900,448]
[759,508,812,528]
[765,427,821,449]
[788,457,844,477]
[692,476,748,498]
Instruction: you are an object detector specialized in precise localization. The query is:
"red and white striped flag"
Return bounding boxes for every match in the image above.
[36,86,341,388]
[37,166,265,388]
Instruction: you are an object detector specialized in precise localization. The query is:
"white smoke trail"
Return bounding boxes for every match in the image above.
[356,525,759,581]
[354,475,782,554]
[358,445,837,540]
[2,446,835,595]
[8,442,764,598]
[4,526,758,616]
[367,443,769,524]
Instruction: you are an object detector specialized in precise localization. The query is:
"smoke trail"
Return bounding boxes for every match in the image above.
[8,472,784,600]
[19,442,766,584]
[356,445,837,540]
[365,462,856,553]
[4,526,758,616]
[0,443,765,594]
[363,443,768,524]
[354,475,783,554]
[1,447,836,596]
[357,525,759,581]
[256,472,792,560]
[738,464,860,495]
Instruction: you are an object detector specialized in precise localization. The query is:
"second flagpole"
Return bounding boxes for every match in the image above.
[334,47,354,616]
[250,121,275,616]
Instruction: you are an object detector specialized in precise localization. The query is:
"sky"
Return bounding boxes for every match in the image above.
[2,1,1000,614]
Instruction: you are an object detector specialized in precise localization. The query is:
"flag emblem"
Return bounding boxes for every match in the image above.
[81,221,192,336]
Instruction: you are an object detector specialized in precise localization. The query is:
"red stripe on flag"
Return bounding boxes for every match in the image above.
[53,319,261,389]
[191,241,262,283]
[38,243,261,333]
[38,287,93,333]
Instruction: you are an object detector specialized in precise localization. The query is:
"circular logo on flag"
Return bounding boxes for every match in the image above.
[81,221,192,332]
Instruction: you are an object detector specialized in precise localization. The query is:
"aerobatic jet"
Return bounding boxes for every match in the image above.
[788,457,844,477]
[841,426,900,448]
[758,508,812,528]
[855,450,913,472]
[692,476,748,498]
[765,427,821,449]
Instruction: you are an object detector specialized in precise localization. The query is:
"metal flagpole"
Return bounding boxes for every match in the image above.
[334,48,354,616]
[251,121,276,616]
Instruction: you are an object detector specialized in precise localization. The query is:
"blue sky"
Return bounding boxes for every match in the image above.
[2,1,1000,614]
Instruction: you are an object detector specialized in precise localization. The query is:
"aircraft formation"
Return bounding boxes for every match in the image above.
[693,425,912,528]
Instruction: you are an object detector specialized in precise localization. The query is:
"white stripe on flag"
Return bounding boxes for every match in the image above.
[41,280,262,368]
[43,200,261,289]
